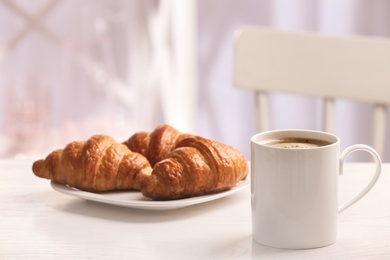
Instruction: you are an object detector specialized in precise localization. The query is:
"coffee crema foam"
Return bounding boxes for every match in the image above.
[262,138,331,149]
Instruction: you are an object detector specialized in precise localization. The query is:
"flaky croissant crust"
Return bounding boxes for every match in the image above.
[32,135,152,192]
[141,135,249,200]
[32,125,248,200]
[123,124,192,166]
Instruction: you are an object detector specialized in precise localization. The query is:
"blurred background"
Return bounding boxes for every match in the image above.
[0,0,389,161]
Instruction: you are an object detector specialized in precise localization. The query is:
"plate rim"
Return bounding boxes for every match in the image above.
[50,177,250,210]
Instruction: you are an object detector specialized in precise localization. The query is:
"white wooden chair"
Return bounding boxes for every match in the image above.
[233,26,390,158]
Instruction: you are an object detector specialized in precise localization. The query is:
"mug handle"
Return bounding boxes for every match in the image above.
[338,144,382,214]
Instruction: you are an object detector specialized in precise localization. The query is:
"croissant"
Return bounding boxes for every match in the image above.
[32,135,152,192]
[141,135,249,200]
[123,124,192,166]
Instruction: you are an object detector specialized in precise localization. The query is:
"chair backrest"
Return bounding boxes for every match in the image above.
[233,26,390,157]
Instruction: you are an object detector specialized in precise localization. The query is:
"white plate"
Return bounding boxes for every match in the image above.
[50,178,250,210]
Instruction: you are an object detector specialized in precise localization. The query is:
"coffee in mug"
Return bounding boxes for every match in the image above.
[261,138,332,149]
[250,129,381,249]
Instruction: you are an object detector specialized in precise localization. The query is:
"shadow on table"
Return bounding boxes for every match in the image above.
[251,238,336,259]
[54,191,246,223]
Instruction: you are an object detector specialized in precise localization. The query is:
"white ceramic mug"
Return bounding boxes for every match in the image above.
[250,129,382,249]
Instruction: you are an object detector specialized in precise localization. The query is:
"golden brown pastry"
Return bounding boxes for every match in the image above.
[32,135,152,192]
[141,135,248,200]
[123,124,192,166]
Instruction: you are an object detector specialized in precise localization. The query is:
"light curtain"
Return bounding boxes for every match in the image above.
[0,0,389,162]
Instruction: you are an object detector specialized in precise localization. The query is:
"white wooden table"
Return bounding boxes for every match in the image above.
[1,160,389,259]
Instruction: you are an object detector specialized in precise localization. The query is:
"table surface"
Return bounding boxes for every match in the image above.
[1,160,389,259]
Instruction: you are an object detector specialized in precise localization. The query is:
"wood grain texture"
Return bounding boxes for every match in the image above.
[1,160,389,259]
